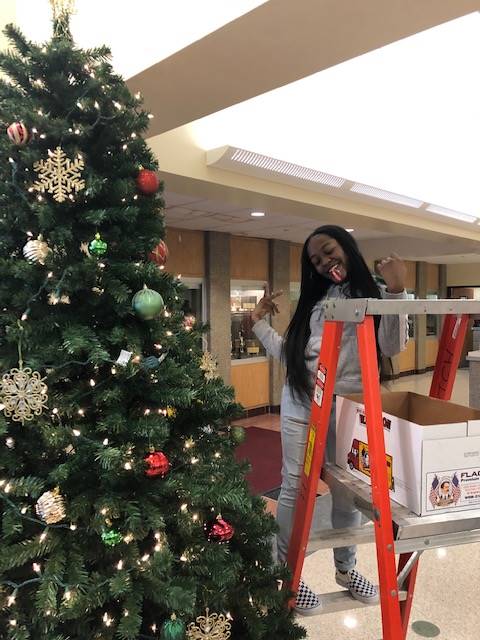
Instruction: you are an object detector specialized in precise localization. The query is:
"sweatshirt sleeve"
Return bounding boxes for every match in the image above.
[378,288,409,357]
[252,318,284,362]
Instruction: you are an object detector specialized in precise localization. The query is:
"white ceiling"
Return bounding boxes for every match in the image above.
[164,191,393,243]
[190,12,480,219]
[12,0,267,79]
[423,254,480,264]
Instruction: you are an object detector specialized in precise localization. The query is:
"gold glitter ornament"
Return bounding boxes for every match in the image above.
[200,352,219,381]
[33,146,85,203]
[1,366,48,424]
[36,487,66,524]
[187,609,231,640]
[23,235,50,264]
[49,0,75,38]
[48,293,70,305]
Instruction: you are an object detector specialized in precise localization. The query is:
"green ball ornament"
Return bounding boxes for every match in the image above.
[132,285,164,320]
[231,425,246,444]
[160,614,186,640]
[89,232,108,257]
[101,529,123,547]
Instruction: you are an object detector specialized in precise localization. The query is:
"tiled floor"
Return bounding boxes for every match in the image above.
[239,370,480,639]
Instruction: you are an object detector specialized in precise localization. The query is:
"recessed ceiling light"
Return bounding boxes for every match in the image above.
[251,211,265,217]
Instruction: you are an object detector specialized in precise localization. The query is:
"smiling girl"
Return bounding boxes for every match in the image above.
[251,225,408,615]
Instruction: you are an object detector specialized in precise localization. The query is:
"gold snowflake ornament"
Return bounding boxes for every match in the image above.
[200,352,219,381]
[0,367,48,424]
[187,609,231,640]
[33,146,85,203]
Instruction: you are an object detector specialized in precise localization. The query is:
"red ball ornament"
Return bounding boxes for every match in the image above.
[136,169,159,195]
[144,450,169,477]
[7,122,29,145]
[205,515,234,542]
[183,314,196,330]
[148,240,169,266]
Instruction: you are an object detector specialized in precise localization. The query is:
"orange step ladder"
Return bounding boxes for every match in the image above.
[286,298,479,639]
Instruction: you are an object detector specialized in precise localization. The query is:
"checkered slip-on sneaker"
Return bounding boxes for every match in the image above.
[294,579,322,616]
[335,568,379,604]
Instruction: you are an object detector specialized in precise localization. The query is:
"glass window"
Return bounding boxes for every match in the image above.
[181,278,205,334]
[231,283,267,360]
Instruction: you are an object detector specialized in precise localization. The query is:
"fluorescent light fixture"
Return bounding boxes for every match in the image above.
[251,211,265,217]
[350,183,423,209]
[206,146,345,191]
[426,204,477,223]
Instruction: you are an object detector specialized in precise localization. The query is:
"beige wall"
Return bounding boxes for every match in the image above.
[446,263,480,287]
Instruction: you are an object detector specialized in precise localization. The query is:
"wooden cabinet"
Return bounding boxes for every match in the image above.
[398,339,416,374]
[231,361,269,409]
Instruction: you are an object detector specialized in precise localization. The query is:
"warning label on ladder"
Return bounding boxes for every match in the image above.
[314,365,326,407]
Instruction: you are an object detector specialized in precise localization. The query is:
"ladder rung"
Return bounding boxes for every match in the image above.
[307,524,375,554]
[308,589,407,616]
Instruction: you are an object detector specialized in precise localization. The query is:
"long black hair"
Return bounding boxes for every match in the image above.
[283,225,382,399]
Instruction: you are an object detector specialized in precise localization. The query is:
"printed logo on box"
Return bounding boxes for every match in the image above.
[357,409,391,431]
[428,473,461,509]
[347,438,395,491]
[426,467,480,512]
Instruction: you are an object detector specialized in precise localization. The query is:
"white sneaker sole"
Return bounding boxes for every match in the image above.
[294,602,323,617]
[335,577,379,605]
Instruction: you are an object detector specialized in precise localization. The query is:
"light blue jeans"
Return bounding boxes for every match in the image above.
[276,404,361,571]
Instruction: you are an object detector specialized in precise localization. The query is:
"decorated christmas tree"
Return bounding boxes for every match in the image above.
[0,3,305,639]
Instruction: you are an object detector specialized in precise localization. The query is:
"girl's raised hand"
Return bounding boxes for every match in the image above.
[251,285,283,323]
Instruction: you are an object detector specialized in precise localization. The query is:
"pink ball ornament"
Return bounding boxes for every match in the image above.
[7,122,29,145]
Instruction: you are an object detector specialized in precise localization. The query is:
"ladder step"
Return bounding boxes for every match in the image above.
[309,589,407,616]
[307,524,375,555]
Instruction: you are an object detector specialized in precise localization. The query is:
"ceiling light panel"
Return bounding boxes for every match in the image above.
[426,204,477,223]
[350,183,423,208]
[207,146,345,189]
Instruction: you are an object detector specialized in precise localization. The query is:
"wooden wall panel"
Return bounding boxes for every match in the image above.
[405,260,416,291]
[165,227,204,277]
[231,361,269,408]
[426,338,439,368]
[230,236,268,281]
[398,339,416,373]
[290,243,302,282]
[426,263,439,292]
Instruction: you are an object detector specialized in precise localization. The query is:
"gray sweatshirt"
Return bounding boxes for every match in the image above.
[253,284,408,421]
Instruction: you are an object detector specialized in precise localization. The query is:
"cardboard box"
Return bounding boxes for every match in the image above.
[335,391,480,516]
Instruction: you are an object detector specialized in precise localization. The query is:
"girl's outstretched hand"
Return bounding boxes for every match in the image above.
[251,286,284,323]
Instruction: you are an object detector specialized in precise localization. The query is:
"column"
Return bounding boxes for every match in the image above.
[269,239,290,408]
[205,231,231,385]
[415,262,427,373]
